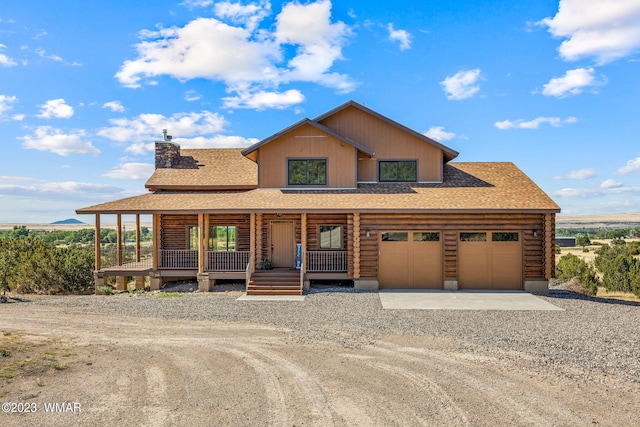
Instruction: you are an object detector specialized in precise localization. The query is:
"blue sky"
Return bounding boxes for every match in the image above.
[1,0,639,222]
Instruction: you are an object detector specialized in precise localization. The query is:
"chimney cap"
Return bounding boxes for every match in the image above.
[161,129,172,141]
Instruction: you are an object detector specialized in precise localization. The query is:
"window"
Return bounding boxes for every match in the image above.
[319,225,342,249]
[188,225,237,251]
[381,232,408,241]
[413,232,440,242]
[492,232,519,242]
[460,232,487,242]
[379,160,417,182]
[288,159,327,185]
[188,226,199,250]
[210,226,236,251]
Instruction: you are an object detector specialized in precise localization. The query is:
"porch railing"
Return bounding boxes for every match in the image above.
[158,249,251,271]
[207,251,250,271]
[101,245,153,270]
[306,251,347,272]
[159,250,198,269]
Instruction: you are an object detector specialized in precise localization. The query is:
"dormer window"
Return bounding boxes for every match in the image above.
[288,159,327,186]
[379,160,417,182]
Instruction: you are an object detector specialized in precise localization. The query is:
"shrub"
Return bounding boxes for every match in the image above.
[555,253,598,295]
[99,286,113,296]
[594,244,640,296]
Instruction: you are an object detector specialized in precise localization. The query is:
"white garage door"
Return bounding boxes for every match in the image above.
[458,232,522,290]
[379,231,442,289]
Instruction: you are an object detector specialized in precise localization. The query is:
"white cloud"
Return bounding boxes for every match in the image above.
[441,69,481,100]
[116,0,354,109]
[37,98,74,119]
[103,162,155,180]
[600,179,622,188]
[554,186,640,198]
[542,67,606,97]
[98,111,227,145]
[176,135,259,148]
[0,181,123,200]
[566,168,597,179]
[423,126,456,141]
[0,44,17,67]
[222,88,305,110]
[35,48,63,62]
[103,101,125,113]
[214,0,271,32]
[12,114,25,121]
[539,0,640,64]
[494,116,577,130]
[617,157,640,174]
[0,95,18,118]
[184,90,201,102]
[181,0,214,8]
[20,126,100,156]
[387,23,411,51]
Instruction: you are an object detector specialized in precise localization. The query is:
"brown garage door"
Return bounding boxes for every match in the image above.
[379,231,442,289]
[458,232,522,290]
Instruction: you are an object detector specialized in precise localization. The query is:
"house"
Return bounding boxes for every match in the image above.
[555,237,576,247]
[76,101,560,295]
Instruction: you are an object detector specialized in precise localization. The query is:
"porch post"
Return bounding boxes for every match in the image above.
[152,214,160,270]
[116,214,123,266]
[198,213,205,274]
[256,213,263,266]
[94,214,101,271]
[301,213,307,274]
[250,213,256,271]
[204,213,210,270]
[353,212,360,280]
[135,213,141,263]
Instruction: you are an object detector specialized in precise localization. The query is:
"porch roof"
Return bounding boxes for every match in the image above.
[145,148,257,190]
[77,162,560,214]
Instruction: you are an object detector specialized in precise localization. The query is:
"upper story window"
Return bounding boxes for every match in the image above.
[288,159,327,185]
[379,160,417,182]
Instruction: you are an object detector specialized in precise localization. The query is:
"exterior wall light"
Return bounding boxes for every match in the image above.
[366,229,370,237]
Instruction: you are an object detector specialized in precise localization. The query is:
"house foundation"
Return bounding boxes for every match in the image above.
[354,279,378,291]
[197,273,213,292]
[524,280,549,295]
[444,279,458,291]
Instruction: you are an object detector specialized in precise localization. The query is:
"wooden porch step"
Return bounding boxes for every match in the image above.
[246,269,302,296]
[246,289,302,296]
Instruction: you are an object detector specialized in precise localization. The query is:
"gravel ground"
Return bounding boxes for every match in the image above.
[25,288,640,384]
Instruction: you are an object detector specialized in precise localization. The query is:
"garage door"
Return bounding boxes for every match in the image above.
[458,232,522,290]
[379,231,442,289]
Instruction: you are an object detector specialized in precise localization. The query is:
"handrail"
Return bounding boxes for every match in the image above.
[245,252,254,292]
[299,261,304,295]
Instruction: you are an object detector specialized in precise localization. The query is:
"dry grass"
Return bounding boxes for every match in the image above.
[0,331,78,386]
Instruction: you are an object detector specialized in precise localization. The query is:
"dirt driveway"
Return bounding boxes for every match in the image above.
[1,292,639,426]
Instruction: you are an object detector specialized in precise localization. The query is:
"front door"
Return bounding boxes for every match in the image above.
[270,221,295,267]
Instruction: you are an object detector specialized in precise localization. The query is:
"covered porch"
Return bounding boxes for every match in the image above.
[88,211,366,295]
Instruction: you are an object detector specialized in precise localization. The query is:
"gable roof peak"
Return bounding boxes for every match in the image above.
[314,100,459,162]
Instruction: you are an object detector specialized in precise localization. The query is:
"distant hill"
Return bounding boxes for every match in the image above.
[51,218,85,225]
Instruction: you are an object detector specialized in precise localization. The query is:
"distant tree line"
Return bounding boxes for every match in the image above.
[556,227,640,239]
[0,225,152,245]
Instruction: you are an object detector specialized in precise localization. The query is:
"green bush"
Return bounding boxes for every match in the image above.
[555,253,598,295]
[594,244,640,296]
[0,238,94,294]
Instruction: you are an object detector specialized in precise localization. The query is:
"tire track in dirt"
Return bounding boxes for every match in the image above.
[339,353,470,426]
[141,365,170,427]
[372,341,581,426]
[233,342,336,427]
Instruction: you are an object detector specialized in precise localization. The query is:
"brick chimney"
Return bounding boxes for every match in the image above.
[155,129,180,169]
